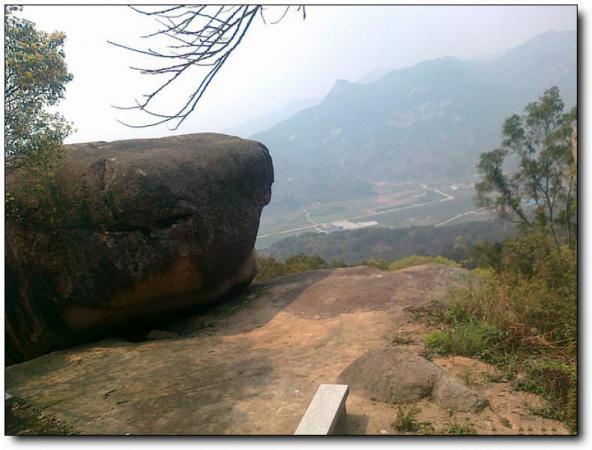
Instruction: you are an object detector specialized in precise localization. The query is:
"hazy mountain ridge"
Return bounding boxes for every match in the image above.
[253,31,576,212]
[226,97,320,138]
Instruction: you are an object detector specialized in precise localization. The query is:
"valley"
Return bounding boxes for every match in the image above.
[256,177,494,248]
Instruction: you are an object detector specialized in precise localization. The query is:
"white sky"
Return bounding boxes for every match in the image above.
[20,4,576,144]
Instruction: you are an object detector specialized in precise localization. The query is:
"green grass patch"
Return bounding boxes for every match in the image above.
[447,420,476,435]
[419,230,577,433]
[425,322,503,358]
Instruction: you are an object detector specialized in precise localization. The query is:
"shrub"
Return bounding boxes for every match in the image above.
[363,259,389,270]
[254,253,331,283]
[388,255,460,271]
[254,255,290,283]
[517,357,577,431]
[421,229,577,433]
[393,405,421,432]
[284,254,328,272]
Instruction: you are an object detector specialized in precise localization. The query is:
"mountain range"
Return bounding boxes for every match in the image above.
[252,31,576,214]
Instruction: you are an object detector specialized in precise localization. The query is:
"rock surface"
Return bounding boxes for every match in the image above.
[5,133,273,364]
[6,264,569,435]
[338,347,487,412]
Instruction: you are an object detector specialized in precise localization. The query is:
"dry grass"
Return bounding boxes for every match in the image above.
[423,231,577,433]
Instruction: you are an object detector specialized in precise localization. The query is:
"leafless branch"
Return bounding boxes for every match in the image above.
[110,4,306,130]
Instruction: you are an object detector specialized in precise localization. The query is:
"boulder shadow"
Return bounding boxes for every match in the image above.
[338,413,370,435]
[118,269,334,340]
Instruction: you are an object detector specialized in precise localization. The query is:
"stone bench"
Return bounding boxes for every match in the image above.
[294,384,349,435]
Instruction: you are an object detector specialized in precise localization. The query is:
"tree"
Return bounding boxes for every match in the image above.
[4,5,73,174]
[475,87,577,247]
[110,5,305,129]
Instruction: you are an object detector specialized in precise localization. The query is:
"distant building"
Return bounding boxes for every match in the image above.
[331,220,379,231]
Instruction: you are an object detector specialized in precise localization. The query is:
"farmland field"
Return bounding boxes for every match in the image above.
[256,178,494,248]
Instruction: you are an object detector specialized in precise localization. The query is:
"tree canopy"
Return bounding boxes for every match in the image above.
[4,5,73,174]
[475,86,576,247]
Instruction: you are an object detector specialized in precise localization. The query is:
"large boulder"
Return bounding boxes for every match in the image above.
[5,133,273,364]
[338,348,488,412]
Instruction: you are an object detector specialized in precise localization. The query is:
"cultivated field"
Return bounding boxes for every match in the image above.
[256,179,494,248]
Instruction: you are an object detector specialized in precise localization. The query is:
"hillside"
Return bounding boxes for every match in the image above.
[254,31,576,214]
[265,219,516,265]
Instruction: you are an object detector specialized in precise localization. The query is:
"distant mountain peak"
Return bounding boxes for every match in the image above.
[252,29,576,214]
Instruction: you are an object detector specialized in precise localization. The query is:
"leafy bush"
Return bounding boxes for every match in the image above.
[422,230,577,432]
[254,255,291,283]
[363,259,389,270]
[254,253,338,283]
[517,357,577,431]
[388,255,460,271]
[393,405,421,432]
[284,254,328,272]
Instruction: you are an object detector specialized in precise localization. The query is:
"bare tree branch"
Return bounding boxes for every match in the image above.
[110,4,306,130]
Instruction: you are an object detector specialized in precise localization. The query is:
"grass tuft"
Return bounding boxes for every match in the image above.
[392,405,421,433]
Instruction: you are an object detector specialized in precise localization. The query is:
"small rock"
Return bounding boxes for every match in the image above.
[433,374,489,413]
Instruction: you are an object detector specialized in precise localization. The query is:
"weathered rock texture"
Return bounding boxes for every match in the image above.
[5,133,273,364]
[6,265,568,435]
[337,347,488,412]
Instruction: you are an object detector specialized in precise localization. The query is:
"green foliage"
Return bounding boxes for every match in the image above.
[517,357,577,431]
[469,241,504,272]
[422,228,577,433]
[5,5,74,238]
[425,322,502,358]
[455,232,576,354]
[254,253,336,283]
[457,89,577,430]
[254,255,291,283]
[447,420,476,435]
[4,5,72,174]
[267,219,516,267]
[388,255,460,271]
[329,259,348,268]
[476,87,577,247]
[284,254,329,272]
[6,397,79,435]
[363,259,389,270]
[393,405,421,432]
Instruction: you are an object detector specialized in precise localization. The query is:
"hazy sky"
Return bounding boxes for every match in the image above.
[21,4,576,144]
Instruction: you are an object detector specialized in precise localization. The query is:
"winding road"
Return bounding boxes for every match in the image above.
[257,184,455,240]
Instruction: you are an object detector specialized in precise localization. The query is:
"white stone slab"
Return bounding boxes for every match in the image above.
[294,384,349,435]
